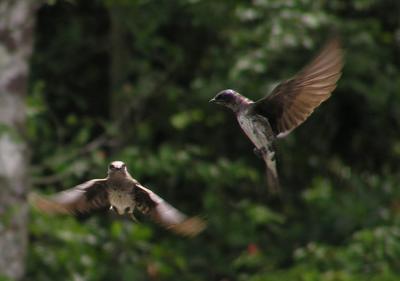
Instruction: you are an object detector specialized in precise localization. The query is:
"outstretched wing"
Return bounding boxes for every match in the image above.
[134,184,206,237]
[31,179,109,215]
[251,37,344,137]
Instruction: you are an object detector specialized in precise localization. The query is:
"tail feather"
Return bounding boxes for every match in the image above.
[265,164,280,193]
[261,150,281,193]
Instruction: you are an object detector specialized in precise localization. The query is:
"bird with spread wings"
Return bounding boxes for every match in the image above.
[210,38,344,192]
[31,161,206,237]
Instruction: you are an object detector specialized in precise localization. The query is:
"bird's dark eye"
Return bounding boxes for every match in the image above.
[217,93,231,101]
[109,164,115,170]
[121,163,126,168]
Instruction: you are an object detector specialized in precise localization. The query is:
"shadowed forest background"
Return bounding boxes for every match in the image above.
[1,0,400,280]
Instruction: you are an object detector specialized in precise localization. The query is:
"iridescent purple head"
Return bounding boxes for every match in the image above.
[209,89,247,112]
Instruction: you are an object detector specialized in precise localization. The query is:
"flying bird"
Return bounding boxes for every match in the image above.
[31,161,206,237]
[210,38,344,192]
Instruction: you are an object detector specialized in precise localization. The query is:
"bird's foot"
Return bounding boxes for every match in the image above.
[129,213,140,223]
[253,147,267,159]
[269,150,276,161]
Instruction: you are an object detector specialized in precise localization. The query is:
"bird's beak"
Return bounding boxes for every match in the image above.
[209,98,216,103]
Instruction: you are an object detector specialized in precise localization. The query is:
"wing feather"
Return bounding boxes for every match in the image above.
[134,184,206,237]
[251,37,344,137]
[31,179,109,215]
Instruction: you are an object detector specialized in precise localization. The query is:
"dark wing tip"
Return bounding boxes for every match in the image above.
[167,216,207,237]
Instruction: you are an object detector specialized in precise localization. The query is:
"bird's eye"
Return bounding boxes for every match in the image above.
[217,93,230,101]
[122,163,126,168]
[216,94,224,100]
[109,164,115,170]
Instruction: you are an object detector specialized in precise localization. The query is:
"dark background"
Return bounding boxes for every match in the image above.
[21,0,400,280]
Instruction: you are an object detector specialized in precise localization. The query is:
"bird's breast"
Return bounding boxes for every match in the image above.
[237,112,272,149]
[108,188,135,215]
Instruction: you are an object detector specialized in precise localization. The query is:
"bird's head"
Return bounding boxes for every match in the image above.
[108,161,127,176]
[209,89,246,112]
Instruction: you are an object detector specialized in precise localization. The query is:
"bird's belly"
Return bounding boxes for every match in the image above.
[108,189,135,215]
[237,114,267,148]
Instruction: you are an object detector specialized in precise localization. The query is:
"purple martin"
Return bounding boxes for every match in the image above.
[31,161,206,237]
[210,38,343,192]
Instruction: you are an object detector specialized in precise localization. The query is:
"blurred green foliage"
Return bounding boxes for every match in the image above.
[24,0,400,280]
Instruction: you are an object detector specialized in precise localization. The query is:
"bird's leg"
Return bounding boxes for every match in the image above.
[129,213,139,223]
[267,143,276,161]
[254,146,276,162]
[253,147,267,159]
[123,206,140,223]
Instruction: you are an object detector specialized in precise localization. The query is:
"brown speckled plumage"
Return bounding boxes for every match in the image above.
[31,161,206,237]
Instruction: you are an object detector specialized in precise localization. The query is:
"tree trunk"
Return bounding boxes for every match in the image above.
[0,1,37,280]
[109,6,131,124]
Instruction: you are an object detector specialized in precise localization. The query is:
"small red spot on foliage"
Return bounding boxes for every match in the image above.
[146,262,159,280]
[247,243,259,255]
